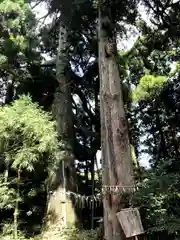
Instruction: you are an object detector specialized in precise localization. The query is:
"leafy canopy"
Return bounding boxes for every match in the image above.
[0,95,59,172]
[132,75,167,101]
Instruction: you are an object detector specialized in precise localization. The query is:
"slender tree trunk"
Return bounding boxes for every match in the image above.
[154,105,168,167]
[91,157,95,229]
[98,8,136,240]
[14,169,20,240]
[5,78,14,104]
[46,19,77,232]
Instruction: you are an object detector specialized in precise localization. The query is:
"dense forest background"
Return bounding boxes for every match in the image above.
[0,0,180,239]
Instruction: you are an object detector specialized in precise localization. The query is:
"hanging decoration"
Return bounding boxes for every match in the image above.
[56,190,102,209]
[51,185,137,209]
[102,185,136,195]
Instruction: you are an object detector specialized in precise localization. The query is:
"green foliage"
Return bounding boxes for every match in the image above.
[0,222,40,239]
[0,184,17,210]
[0,234,40,240]
[176,63,180,72]
[132,75,167,101]
[0,95,59,171]
[0,228,97,240]
[133,172,180,237]
[46,227,98,240]
[0,96,60,237]
[0,0,39,105]
[0,0,36,56]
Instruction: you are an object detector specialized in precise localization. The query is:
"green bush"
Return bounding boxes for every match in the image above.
[0,95,60,172]
[0,95,61,237]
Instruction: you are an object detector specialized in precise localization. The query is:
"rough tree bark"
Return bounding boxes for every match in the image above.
[45,17,77,233]
[98,8,136,240]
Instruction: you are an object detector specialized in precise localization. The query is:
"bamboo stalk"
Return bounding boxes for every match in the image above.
[14,168,20,240]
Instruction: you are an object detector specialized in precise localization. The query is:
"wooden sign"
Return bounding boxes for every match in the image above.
[116,208,144,238]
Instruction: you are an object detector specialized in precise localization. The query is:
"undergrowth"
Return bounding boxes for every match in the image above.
[0,227,98,240]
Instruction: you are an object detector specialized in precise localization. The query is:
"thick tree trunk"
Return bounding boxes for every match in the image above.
[98,10,135,240]
[45,20,77,233]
